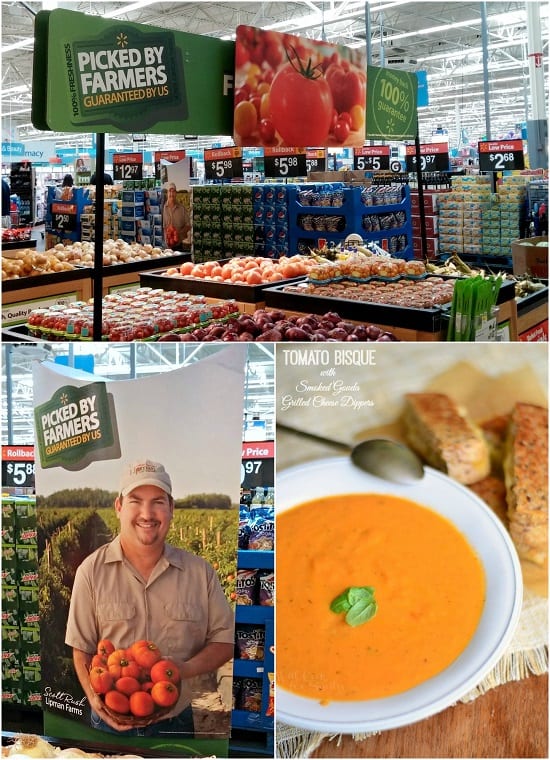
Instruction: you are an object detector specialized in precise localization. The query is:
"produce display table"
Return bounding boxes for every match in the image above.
[517,284,549,340]
[263,277,518,341]
[2,269,93,328]
[2,254,191,326]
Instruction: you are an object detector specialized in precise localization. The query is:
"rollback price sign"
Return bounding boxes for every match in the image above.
[306,149,327,173]
[154,149,186,180]
[204,147,243,181]
[478,139,525,172]
[113,152,143,181]
[2,446,35,490]
[264,147,307,178]
[51,202,78,231]
[353,145,392,172]
[405,143,450,172]
[241,441,274,490]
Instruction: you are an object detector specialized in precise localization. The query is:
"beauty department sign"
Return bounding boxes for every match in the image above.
[32,9,234,134]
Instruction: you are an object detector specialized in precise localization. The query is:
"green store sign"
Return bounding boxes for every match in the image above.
[366,65,418,141]
[34,382,121,471]
[32,9,234,134]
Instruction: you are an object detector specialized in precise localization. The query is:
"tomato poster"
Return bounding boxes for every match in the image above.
[32,9,234,134]
[234,26,367,148]
[33,347,248,756]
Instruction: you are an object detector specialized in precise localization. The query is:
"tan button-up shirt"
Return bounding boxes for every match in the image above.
[65,535,234,716]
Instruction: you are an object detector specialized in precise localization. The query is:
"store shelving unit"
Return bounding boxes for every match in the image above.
[10,163,36,226]
[287,183,413,259]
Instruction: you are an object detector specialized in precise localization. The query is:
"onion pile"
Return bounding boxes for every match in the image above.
[158,309,398,342]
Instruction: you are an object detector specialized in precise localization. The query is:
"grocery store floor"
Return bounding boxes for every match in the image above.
[31,224,45,251]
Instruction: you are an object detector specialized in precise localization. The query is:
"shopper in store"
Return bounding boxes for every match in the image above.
[65,459,234,737]
[90,171,114,185]
[62,174,74,187]
[162,181,190,250]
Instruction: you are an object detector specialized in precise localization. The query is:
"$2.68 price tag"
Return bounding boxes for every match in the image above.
[478,140,525,172]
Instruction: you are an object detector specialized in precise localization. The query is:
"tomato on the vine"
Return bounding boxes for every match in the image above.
[325,62,366,114]
[269,56,333,147]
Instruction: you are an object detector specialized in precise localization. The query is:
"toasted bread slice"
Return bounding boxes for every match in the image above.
[469,475,508,525]
[403,393,490,485]
[480,414,510,476]
[504,402,548,565]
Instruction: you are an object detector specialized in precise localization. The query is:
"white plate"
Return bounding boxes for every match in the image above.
[276,457,523,733]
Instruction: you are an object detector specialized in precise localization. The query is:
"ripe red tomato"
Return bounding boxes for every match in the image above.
[333,118,351,143]
[269,60,333,147]
[325,63,366,114]
[259,118,276,143]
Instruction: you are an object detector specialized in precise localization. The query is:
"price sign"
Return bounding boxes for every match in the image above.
[366,66,418,140]
[154,149,186,180]
[2,446,35,489]
[306,149,326,173]
[405,143,450,172]
[478,139,525,172]
[50,202,77,231]
[240,441,274,489]
[264,147,307,178]
[113,152,143,181]
[204,147,243,180]
[353,145,390,171]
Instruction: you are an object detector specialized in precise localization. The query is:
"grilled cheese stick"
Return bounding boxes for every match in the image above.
[403,393,490,485]
[503,402,548,565]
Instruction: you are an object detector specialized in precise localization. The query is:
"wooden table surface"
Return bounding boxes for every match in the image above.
[311,673,548,758]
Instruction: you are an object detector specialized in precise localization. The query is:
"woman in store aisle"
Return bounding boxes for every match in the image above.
[162,182,190,251]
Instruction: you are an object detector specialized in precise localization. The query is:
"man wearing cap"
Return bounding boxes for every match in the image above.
[162,182,190,251]
[65,459,235,737]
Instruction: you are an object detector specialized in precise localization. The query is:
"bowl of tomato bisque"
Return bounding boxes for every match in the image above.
[89,638,180,727]
[276,457,522,733]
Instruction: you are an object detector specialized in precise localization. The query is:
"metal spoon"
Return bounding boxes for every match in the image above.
[277,423,425,484]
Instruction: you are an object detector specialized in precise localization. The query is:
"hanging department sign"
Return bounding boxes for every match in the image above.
[32,9,234,134]
[366,65,418,141]
[34,382,121,471]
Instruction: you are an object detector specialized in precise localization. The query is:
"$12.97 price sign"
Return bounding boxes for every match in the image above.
[478,139,525,172]
[2,446,35,489]
[240,441,274,490]
[405,143,450,173]
[264,147,307,178]
[113,152,143,181]
[204,147,243,181]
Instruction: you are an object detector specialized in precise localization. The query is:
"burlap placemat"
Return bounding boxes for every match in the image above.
[275,345,548,759]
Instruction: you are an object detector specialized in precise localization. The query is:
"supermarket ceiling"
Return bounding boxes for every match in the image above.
[1,1,548,153]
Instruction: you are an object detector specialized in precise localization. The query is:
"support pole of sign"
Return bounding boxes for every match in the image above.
[93,133,105,341]
[480,2,491,140]
[414,118,428,261]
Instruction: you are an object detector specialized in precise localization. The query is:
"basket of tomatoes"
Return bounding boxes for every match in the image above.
[89,638,181,727]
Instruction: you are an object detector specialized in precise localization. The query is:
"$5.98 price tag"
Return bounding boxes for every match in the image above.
[204,147,243,180]
[2,446,35,489]
[264,147,307,178]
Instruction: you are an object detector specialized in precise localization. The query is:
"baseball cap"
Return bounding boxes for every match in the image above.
[119,459,172,497]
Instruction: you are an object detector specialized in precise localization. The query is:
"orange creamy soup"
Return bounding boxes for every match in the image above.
[277,493,486,702]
